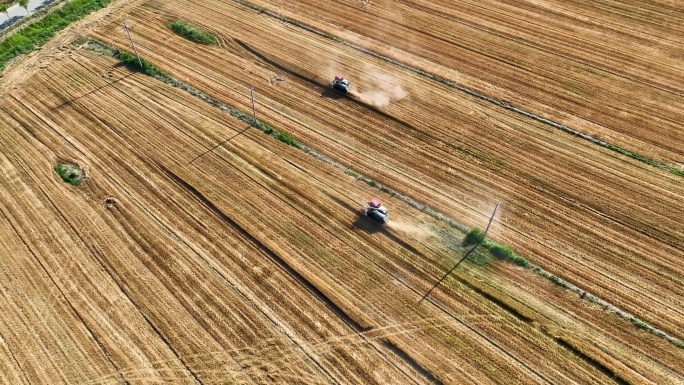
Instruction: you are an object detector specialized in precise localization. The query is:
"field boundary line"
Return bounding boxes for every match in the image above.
[82,39,683,350]
[232,0,683,178]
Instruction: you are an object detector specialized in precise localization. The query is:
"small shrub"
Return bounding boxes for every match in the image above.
[168,21,218,46]
[54,162,84,186]
[462,226,485,246]
[487,243,530,267]
[71,35,89,46]
[489,244,513,260]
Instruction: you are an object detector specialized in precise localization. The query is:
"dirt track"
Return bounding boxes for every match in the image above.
[0,0,682,383]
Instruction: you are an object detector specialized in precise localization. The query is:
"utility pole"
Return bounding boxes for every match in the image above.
[419,203,500,304]
[122,23,142,67]
[249,86,257,124]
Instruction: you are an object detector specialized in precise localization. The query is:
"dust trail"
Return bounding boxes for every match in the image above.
[354,65,407,107]
[385,221,430,240]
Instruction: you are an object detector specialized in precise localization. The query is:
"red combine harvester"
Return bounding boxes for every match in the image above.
[362,199,389,224]
[331,75,350,92]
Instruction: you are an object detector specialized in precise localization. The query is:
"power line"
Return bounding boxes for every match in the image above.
[122,23,142,67]
[249,85,256,125]
[419,203,500,303]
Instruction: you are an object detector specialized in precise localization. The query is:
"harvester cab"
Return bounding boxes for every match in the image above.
[331,75,350,93]
[363,199,389,224]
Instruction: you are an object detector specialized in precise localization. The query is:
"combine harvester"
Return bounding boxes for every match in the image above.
[362,199,389,224]
[331,75,350,93]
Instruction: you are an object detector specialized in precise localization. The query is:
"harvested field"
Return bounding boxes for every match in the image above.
[247,0,684,168]
[0,0,682,383]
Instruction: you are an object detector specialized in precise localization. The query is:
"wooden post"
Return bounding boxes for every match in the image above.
[122,23,142,68]
[250,86,256,124]
[419,203,500,303]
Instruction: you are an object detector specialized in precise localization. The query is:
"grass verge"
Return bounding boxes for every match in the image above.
[0,0,112,71]
[167,21,218,46]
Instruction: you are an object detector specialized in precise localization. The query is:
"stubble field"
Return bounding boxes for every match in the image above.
[0,0,682,383]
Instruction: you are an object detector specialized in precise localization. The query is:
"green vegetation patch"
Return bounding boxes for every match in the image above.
[0,0,112,71]
[54,162,84,186]
[549,275,570,288]
[114,48,166,78]
[489,244,514,260]
[462,226,485,247]
[488,242,530,268]
[466,248,494,267]
[167,21,218,46]
[460,227,528,267]
[629,317,652,332]
[261,125,300,147]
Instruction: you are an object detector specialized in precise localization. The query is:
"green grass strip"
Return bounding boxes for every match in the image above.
[167,21,218,46]
[0,0,112,71]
